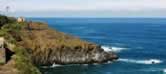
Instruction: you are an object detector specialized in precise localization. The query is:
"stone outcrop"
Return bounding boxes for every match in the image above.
[0,48,6,64]
[0,37,6,64]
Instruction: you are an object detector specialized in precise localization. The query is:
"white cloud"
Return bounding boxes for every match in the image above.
[1,0,166,17]
[12,0,166,11]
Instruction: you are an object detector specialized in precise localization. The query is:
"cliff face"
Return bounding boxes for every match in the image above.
[18,22,118,65]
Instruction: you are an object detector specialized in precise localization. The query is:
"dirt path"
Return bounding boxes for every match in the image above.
[0,57,18,74]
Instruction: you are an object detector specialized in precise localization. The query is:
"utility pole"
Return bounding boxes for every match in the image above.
[0,0,13,15]
[5,6,10,15]
[6,6,9,13]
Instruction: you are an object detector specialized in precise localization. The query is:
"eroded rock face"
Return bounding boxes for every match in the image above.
[18,22,118,65]
[30,44,118,65]
[45,45,117,65]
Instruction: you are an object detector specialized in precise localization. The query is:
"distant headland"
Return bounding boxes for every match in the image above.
[0,15,118,74]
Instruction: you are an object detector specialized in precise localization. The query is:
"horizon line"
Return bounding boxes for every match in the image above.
[24,16,166,19]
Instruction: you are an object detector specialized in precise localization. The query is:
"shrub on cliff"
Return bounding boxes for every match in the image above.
[0,15,8,27]
[13,47,41,74]
[0,15,17,27]
[0,16,41,74]
[1,21,27,43]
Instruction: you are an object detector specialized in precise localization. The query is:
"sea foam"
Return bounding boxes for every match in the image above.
[50,63,62,68]
[101,46,127,52]
[163,69,166,73]
[118,58,163,65]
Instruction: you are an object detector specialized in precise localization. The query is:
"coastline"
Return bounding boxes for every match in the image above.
[0,15,118,74]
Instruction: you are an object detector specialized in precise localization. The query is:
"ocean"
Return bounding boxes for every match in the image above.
[28,18,166,74]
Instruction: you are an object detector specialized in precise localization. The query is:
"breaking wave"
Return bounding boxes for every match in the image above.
[51,63,62,68]
[101,46,127,52]
[163,69,166,73]
[42,63,62,68]
[118,58,163,65]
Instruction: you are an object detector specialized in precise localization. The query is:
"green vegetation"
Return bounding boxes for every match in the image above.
[0,15,16,27]
[0,15,8,27]
[1,22,26,43]
[0,58,5,65]
[13,47,41,74]
[0,15,41,74]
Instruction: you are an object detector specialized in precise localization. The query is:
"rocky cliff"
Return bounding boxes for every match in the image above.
[19,22,118,65]
[0,15,118,74]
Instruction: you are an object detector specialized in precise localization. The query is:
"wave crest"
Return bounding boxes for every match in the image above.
[101,46,127,52]
[118,58,163,64]
[163,69,166,73]
[51,63,62,68]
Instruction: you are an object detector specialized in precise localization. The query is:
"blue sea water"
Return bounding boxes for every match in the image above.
[28,18,166,74]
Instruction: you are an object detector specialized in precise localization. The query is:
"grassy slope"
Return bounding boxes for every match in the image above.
[0,15,41,74]
[0,15,118,74]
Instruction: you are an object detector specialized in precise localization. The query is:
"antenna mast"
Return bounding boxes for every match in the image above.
[6,6,9,12]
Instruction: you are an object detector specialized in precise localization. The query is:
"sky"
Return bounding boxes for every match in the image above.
[0,0,166,17]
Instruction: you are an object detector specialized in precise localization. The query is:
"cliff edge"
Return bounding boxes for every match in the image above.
[19,22,118,65]
[0,15,118,74]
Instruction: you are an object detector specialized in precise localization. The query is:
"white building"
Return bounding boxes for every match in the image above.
[17,17,25,23]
